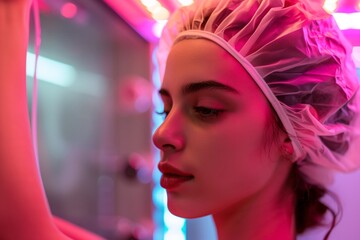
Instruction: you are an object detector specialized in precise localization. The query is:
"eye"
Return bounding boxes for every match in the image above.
[193,106,224,120]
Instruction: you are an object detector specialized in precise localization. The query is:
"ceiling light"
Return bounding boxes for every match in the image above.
[177,0,194,6]
[140,0,161,12]
[151,6,169,21]
[323,0,339,14]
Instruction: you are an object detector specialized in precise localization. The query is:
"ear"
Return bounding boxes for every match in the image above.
[281,136,294,161]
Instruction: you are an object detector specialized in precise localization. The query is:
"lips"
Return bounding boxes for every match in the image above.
[158,162,194,190]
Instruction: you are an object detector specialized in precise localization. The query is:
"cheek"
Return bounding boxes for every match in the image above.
[173,121,275,217]
[197,112,269,162]
[188,117,267,188]
[167,106,277,217]
[191,110,276,191]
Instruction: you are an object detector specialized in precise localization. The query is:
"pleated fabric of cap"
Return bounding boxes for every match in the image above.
[157,0,360,186]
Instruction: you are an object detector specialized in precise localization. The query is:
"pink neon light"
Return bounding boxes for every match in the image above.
[61,2,78,19]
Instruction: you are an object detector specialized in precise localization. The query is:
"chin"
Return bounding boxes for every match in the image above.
[168,203,210,219]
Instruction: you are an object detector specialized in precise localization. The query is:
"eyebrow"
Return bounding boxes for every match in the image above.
[158,80,239,97]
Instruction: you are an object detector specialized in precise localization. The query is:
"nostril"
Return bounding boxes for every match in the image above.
[162,144,176,150]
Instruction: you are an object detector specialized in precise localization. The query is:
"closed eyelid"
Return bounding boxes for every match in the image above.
[157,82,241,117]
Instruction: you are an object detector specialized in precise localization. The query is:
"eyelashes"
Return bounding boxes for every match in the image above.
[192,106,224,121]
[155,106,224,121]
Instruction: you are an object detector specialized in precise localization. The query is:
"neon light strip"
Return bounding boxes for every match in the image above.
[164,207,186,240]
[26,52,76,87]
[333,12,360,30]
[152,20,167,38]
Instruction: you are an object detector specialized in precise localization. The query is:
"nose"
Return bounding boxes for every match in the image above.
[152,108,184,152]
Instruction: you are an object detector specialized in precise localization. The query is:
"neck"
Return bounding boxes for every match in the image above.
[213,173,296,240]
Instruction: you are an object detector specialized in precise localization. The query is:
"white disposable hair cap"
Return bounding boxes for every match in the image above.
[157,0,360,186]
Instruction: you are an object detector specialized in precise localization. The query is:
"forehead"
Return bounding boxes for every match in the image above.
[162,39,259,94]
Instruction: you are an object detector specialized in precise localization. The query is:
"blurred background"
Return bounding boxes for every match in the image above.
[26,0,360,239]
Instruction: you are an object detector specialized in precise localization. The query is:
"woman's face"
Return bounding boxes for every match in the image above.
[152,39,287,218]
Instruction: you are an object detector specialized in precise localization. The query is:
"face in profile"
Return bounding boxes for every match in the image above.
[152,39,289,218]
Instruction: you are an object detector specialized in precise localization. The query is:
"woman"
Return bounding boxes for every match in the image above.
[152,0,360,239]
[154,39,297,239]
[0,0,359,239]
